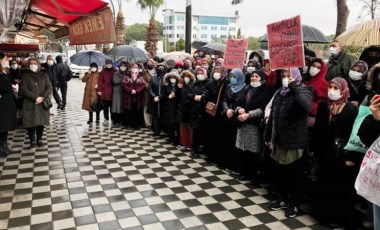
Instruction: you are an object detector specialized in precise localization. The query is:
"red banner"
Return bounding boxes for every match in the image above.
[267,15,304,70]
[223,39,248,69]
[69,8,116,45]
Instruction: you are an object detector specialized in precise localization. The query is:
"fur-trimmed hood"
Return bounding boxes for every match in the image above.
[180,70,195,84]
[366,62,380,92]
[164,71,180,84]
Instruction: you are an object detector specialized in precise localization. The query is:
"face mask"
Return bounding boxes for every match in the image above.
[203,65,209,69]
[197,74,205,81]
[30,64,38,72]
[213,73,221,80]
[170,78,176,84]
[184,77,190,84]
[309,67,320,77]
[147,65,154,70]
[349,70,363,81]
[177,68,183,73]
[138,68,143,73]
[1,61,9,69]
[230,78,237,85]
[149,69,156,77]
[364,56,380,68]
[91,67,97,72]
[282,78,289,87]
[247,67,255,73]
[120,66,127,72]
[184,64,190,70]
[250,82,261,88]
[328,90,341,101]
[106,64,113,69]
[157,68,165,76]
[47,60,54,65]
[195,65,201,69]
[11,64,18,70]
[330,47,339,55]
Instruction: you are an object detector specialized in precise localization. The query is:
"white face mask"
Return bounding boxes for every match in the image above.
[349,70,363,81]
[1,61,9,69]
[309,67,320,77]
[177,68,183,73]
[203,65,209,69]
[328,90,342,101]
[30,64,38,72]
[170,78,176,84]
[247,67,255,73]
[330,47,339,55]
[120,66,127,72]
[47,60,54,66]
[11,64,18,70]
[213,73,221,80]
[138,68,143,73]
[282,77,289,87]
[184,77,190,84]
[91,67,97,72]
[197,74,205,81]
[195,65,201,69]
[106,64,113,69]
[250,82,261,88]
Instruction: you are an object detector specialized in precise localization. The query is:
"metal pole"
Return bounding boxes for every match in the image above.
[185,0,192,53]
[164,0,167,53]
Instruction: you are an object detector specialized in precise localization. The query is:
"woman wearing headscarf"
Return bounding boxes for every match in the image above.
[311,77,359,229]
[162,71,180,144]
[347,60,370,106]
[142,59,157,127]
[222,68,247,173]
[111,61,128,126]
[98,59,117,125]
[82,63,100,124]
[235,71,272,180]
[188,67,209,154]
[0,52,18,156]
[21,58,53,148]
[264,68,312,218]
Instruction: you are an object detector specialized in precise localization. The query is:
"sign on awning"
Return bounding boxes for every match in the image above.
[69,8,116,45]
[267,15,304,70]
[223,39,248,70]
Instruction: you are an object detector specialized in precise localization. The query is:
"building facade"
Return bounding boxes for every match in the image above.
[163,9,240,45]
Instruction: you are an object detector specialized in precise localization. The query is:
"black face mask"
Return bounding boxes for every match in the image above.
[157,68,165,76]
[183,64,190,70]
[364,56,380,68]
[147,65,154,70]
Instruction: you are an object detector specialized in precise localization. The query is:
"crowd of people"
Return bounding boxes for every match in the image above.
[1,40,380,229]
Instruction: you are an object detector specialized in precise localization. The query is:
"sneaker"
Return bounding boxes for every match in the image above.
[103,120,109,125]
[87,120,93,124]
[285,205,298,218]
[270,200,288,211]
[232,171,241,176]
[37,141,45,147]
[225,168,233,173]
[177,145,185,149]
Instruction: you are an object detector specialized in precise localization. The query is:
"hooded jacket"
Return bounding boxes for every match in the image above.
[325,50,355,81]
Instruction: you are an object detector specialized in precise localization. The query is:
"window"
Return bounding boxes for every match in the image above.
[193,26,198,30]
[221,35,227,39]
[168,34,174,38]
[177,25,184,30]
[193,34,197,39]
[167,16,173,24]
[177,15,185,21]
[192,16,198,22]
[201,26,207,30]
[220,26,227,31]
[211,26,217,31]
[211,34,217,38]
[230,18,236,23]
[229,27,236,31]
[199,16,229,25]
[201,34,207,39]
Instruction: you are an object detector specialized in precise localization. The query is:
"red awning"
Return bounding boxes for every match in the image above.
[29,0,108,23]
[0,44,39,52]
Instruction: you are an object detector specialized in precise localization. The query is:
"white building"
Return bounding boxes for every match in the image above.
[163,9,240,45]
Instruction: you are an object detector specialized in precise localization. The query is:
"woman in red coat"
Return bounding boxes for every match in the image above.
[98,59,117,125]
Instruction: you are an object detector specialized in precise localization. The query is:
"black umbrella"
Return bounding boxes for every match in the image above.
[192,41,208,50]
[107,45,149,63]
[259,24,330,44]
[200,43,227,53]
[70,50,110,67]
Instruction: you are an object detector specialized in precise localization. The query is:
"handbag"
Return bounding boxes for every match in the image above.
[344,105,371,153]
[42,98,52,110]
[205,85,223,117]
[90,99,104,112]
[355,136,380,206]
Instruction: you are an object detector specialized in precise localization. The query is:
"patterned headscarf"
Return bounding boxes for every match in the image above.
[280,67,302,96]
[328,77,350,120]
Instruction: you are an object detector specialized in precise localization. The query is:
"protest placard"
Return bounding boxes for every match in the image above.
[267,15,304,70]
[223,39,248,70]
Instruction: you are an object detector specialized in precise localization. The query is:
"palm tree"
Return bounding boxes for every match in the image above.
[115,0,127,45]
[231,0,243,5]
[137,0,164,57]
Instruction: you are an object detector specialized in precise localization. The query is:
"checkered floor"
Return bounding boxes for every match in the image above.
[0,79,330,230]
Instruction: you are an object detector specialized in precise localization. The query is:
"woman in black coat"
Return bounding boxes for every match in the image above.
[0,52,18,156]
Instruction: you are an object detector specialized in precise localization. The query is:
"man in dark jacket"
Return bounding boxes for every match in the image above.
[325,39,355,81]
[55,55,72,110]
[41,55,61,108]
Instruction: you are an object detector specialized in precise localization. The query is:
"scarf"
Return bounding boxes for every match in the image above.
[280,68,302,96]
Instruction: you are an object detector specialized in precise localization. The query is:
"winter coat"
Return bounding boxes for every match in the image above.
[161,72,180,127]
[122,76,146,111]
[56,63,72,83]
[304,59,329,116]
[41,63,58,87]
[147,74,165,116]
[264,82,312,149]
[188,79,209,129]
[348,77,370,104]
[21,70,52,128]
[325,51,355,81]
[142,70,152,106]
[112,71,125,113]
[9,68,22,83]
[98,68,117,101]
[204,77,228,118]
[222,84,247,122]
[82,72,100,111]
[358,114,380,148]
[178,70,195,123]
[0,72,17,132]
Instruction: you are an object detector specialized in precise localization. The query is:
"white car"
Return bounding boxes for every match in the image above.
[69,63,90,79]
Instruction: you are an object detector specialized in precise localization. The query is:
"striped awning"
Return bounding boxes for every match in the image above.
[337,19,380,47]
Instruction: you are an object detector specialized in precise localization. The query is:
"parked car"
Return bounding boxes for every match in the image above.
[69,63,90,79]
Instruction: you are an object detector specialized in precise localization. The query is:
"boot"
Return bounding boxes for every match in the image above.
[0,143,8,157]
[3,143,12,154]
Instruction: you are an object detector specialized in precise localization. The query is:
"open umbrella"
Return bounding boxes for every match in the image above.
[70,50,110,67]
[259,24,330,43]
[200,43,227,53]
[107,45,149,63]
[163,52,193,61]
[192,41,208,50]
[336,19,380,47]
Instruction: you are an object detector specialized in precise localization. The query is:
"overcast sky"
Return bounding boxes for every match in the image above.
[109,0,366,37]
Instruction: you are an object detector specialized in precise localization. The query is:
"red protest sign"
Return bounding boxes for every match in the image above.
[267,15,304,70]
[223,39,248,70]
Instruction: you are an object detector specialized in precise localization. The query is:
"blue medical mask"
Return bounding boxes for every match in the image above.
[230,78,237,85]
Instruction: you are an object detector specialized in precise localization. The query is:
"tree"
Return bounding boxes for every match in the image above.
[335,0,350,37]
[231,0,243,4]
[359,0,380,19]
[175,38,185,51]
[115,0,127,45]
[125,23,148,44]
[211,37,224,43]
[137,0,164,57]
[247,36,260,50]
